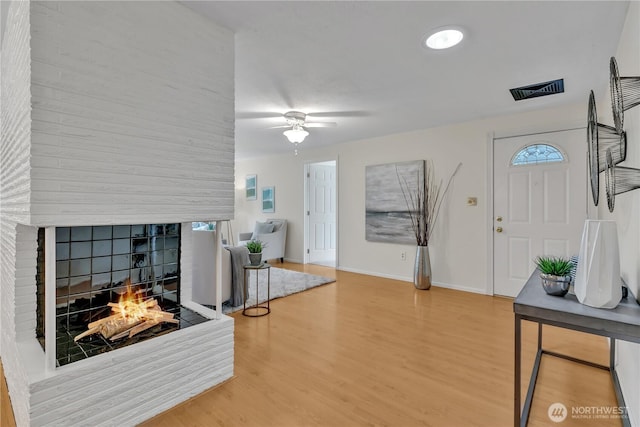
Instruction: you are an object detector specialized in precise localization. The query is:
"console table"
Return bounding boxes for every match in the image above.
[514,270,640,427]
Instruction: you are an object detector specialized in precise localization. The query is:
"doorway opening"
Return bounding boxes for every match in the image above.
[305,160,337,267]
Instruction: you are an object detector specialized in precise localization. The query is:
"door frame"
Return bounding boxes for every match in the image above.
[487,127,593,296]
[304,158,339,266]
[486,132,495,295]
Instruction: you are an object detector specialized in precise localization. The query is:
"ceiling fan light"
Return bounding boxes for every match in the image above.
[283,128,309,143]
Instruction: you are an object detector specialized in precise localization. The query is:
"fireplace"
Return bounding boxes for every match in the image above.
[36,224,210,367]
[5,222,235,426]
[1,1,236,424]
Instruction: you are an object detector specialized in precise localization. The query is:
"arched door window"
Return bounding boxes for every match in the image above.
[511,144,565,166]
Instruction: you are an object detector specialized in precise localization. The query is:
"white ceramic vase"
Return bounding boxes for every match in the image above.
[574,220,621,309]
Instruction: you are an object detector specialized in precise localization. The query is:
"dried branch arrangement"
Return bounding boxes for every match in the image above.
[397,161,462,246]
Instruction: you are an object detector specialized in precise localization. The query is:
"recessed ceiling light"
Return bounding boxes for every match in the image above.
[425,28,464,50]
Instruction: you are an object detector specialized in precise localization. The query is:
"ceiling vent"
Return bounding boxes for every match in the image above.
[509,79,564,101]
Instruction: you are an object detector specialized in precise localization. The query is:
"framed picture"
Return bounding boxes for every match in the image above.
[262,186,275,213]
[246,175,257,200]
[365,160,424,244]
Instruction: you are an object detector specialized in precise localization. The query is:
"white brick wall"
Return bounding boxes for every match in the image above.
[29,316,234,427]
[0,49,2,359]
[0,38,2,361]
[0,0,31,225]
[1,1,34,424]
[29,1,235,226]
[181,222,194,303]
[14,224,37,341]
[1,1,236,425]
[0,223,34,427]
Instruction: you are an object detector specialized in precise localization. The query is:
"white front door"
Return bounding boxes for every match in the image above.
[306,161,337,266]
[493,129,588,297]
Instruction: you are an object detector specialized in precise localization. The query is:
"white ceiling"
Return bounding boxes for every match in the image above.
[1,2,631,160]
[182,1,629,159]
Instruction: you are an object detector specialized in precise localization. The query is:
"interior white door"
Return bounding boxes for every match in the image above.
[307,161,337,266]
[493,129,587,297]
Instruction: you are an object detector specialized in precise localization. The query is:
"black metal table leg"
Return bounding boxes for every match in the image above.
[515,314,521,427]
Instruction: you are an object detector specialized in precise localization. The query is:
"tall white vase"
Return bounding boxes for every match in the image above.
[574,220,621,309]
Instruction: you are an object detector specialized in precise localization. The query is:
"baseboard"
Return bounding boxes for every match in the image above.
[337,266,412,282]
[264,257,303,264]
[430,280,490,295]
[336,266,490,295]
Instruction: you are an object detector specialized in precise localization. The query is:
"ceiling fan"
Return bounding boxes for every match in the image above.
[270,111,337,144]
[236,109,369,154]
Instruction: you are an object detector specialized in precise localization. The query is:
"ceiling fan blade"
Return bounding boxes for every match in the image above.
[236,112,284,120]
[267,125,291,129]
[307,110,371,118]
[304,122,337,128]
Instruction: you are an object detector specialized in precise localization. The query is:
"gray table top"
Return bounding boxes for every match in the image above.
[243,262,272,270]
[514,269,640,341]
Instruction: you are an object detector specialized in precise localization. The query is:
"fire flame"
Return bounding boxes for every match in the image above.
[116,280,161,322]
[74,279,177,343]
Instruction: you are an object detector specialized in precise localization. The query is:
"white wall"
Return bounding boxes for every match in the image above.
[0,0,31,226]
[235,103,586,292]
[29,1,235,226]
[0,1,10,45]
[234,151,308,258]
[0,46,2,359]
[0,1,33,420]
[237,3,640,420]
[1,1,236,425]
[597,2,640,425]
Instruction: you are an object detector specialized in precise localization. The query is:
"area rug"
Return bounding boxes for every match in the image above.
[223,267,335,314]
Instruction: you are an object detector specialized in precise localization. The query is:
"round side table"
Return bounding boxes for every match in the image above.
[242,263,271,317]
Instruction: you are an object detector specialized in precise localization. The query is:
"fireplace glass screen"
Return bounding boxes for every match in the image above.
[36,224,209,367]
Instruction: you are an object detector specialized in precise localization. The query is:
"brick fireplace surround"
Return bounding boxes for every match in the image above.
[1,1,236,425]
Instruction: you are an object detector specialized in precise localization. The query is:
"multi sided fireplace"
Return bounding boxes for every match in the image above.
[36,224,210,367]
[2,1,236,423]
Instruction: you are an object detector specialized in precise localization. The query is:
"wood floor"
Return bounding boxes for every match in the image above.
[2,263,620,426]
[1,359,15,427]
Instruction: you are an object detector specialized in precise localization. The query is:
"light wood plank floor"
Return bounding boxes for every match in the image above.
[1,358,16,427]
[2,263,621,426]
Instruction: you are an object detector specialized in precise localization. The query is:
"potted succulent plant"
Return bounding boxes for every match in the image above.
[534,256,574,296]
[245,240,264,266]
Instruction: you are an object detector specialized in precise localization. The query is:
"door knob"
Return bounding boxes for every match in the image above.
[496,216,503,222]
[496,227,503,233]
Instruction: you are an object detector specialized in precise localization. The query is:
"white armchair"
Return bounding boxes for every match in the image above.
[238,219,287,263]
